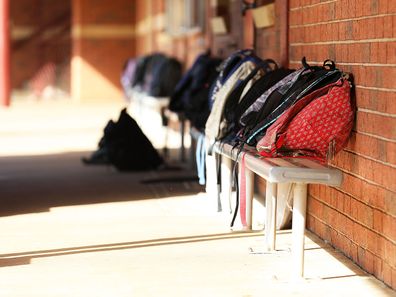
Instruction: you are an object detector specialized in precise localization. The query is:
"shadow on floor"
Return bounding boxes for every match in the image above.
[0,150,203,217]
[0,231,263,268]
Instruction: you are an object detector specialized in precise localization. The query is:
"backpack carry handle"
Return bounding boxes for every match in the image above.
[235,57,277,88]
[301,57,336,71]
[323,59,336,70]
[301,56,310,69]
[300,57,322,75]
[221,60,273,130]
[220,49,255,78]
[261,58,279,72]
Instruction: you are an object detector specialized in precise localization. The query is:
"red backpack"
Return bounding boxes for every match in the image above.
[256,77,354,162]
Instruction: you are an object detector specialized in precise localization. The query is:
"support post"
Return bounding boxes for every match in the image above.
[179,114,186,162]
[205,150,219,210]
[245,168,254,229]
[221,157,233,214]
[292,182,308,278]
[0,0,10,107]
[265,182,277,251]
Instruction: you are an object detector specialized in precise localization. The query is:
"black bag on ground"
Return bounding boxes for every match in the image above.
[83,108,163,171]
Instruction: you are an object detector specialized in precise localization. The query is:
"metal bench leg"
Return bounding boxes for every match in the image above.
[190,133,196,169]
[205,152,219,210]
[265,182,277,251]
[292,182,308,278]
[161,108,169,159]
[245,168,254,230]
[221,157,233,214]
[179,117,186,162]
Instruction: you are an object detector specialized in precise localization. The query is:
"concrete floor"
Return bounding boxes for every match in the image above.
[0,99,394,297]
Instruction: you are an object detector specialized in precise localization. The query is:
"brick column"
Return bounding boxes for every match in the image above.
[0,0,10,106]
[71,0,135,102]
[243,0,255,49]
[71,0,82,101]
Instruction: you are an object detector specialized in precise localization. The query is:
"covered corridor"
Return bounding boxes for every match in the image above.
[0,100,394,296]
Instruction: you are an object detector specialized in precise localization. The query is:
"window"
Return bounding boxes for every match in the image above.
[165,0,206,35]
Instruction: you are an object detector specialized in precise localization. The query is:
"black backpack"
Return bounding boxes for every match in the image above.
[149,56,183,97]
[131,55,152,91]
[208,49,260,110]
[83,108,163,171]
[141,53,167,94]
[169,52,222,129]
[221,60,293,139]
[184,61,221,130]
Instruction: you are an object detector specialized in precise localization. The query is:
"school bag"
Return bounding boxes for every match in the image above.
[149,56,183,97]
[238,68,302,128]
[120,58,137,99]
[132,55,151,92]
[184,59,223,130]
[241,58,343,146]
[168,54,202,113]
[208,49,258,110]
[168,52,222,129]
[221,63,294,140]
[256,76,354,162]
[82,108,163,171]
[205,50,270,142]
[141,53,167,95]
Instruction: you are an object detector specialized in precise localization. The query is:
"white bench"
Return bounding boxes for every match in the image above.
[210,141,342,278]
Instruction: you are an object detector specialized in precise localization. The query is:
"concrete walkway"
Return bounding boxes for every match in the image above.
[0,99,394,296]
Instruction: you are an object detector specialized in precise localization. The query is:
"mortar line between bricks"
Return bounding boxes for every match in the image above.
[308,205,396,256]
[355,85,396,93]
[290,13,396,28]
[343,148,396,169]
[337,63,396,68]
[357,108,396,118]
[349,129,396,145]
[290,38,396,46]
[290,0,337,11]
[321,184,396,220]
[289,60,396,68]
[352,130,396,144]
[308,196,396,249]
[330,161,396,194]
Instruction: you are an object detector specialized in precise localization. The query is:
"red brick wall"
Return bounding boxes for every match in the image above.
[255,0,284,63]
[286,0,396,289]
[134,0,150,56]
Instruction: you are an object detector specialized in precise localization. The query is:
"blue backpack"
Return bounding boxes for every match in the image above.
[208,49,260,109]
[205,49,273,141]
